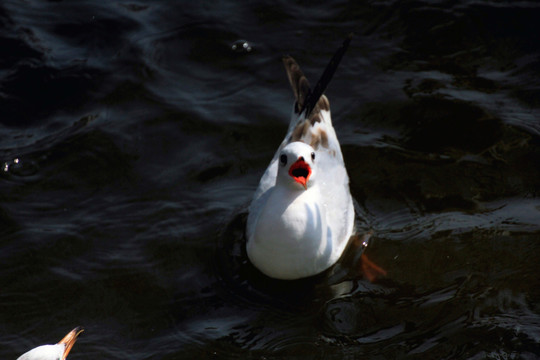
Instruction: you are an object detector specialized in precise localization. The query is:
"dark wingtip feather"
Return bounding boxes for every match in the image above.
[302,33,353,117]
[282,56,311,114]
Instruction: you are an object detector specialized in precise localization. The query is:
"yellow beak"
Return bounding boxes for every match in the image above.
[57,327,84,360]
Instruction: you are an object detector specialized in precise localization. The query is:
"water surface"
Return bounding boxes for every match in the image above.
[1,1,539,359]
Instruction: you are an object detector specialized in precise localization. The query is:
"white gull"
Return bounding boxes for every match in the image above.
[246,35,355,280]
[17,327,83,360]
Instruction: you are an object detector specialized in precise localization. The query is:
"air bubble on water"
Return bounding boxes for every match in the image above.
[3,158,19,173]
[231,40,252,53]
[3,157,39,177]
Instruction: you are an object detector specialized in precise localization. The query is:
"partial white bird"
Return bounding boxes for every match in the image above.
[17,327,83,360]
[246,35,355,280]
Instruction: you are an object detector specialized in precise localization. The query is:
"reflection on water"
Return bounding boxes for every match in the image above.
[1,0,539,359]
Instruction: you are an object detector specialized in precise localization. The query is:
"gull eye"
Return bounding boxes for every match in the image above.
[279,154,287,166]
[311,152,315,161]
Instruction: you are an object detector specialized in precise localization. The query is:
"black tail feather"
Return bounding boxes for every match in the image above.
[301,33,353,117]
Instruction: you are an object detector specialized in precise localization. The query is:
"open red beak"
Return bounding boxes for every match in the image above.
[288,157,311,189]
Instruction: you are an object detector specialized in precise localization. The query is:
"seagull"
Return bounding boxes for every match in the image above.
[246,34,356,280]
[17,327,84,360]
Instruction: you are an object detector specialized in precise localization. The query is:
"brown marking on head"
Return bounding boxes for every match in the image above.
[309,113,321,124]
[307,95,330,124]
[310,134,320,149]
[291,122,303,141]
[319,128,329,148]
[309,128,330,150]
[291,120,311,142]
[318,95,330,111]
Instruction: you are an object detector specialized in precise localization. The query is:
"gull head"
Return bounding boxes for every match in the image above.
[277,141,316,190]
[17,327,84,360]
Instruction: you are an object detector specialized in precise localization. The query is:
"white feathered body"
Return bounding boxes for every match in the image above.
[17,327,83,360]
[247,99,354,279]
[17,344,65,360]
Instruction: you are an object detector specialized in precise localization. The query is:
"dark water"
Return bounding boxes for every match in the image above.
[1,1,539,359]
